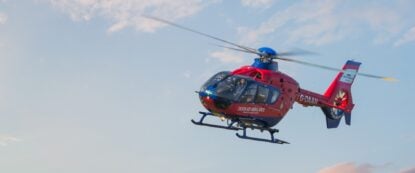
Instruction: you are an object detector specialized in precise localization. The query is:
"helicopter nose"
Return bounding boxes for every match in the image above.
[199,93,214,109]
[212,97,232,110]
[198,89,215,99]
[199,91,231,110]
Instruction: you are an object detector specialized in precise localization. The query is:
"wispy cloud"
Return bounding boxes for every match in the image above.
[183,70,192,79]
[318,162,376,173]
[317,162,415,173]
[240,0,274,9]
[399,167,415,173]
[47,0,218,33]
[238,0,412,46]
[0,1,6,49]
[210,49,245,64]
[395,26,415,46]
[0,134,22,146]
[237,0,340,46]
[0,12,7,25]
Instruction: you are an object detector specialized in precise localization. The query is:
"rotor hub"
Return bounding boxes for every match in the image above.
[258,47,277,58]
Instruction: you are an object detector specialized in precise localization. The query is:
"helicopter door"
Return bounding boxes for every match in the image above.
[255,85,269,104]
[239,83,258,103]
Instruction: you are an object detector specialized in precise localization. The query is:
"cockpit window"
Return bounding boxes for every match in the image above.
[200,71,230,91]
[216,76,247,101]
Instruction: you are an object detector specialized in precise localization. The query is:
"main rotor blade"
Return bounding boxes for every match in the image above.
[278,48,319,56]
[217,44,316,57]
[214,44,261,55]
[275,57,397,81]
[356,72,397,82]
[143,15,258,55]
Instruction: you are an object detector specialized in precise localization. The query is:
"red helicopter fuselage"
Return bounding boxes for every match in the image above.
[198,60,360,128]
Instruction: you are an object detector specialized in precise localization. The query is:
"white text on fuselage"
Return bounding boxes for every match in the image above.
[299,94,318,105]
[237,107,265,114]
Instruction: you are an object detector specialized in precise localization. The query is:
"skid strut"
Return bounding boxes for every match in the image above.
[191,111,289,144]
[191,111,241,130]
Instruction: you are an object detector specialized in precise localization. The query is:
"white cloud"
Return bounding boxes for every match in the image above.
[399,167,415,173]
[210,49,245,64]
[0,12,7,25]
[317,162,415,173]
[47,0,217,33]
[395,26,415,46]
[241,0,274,8]
[183,70,191,78]
[0,134,22,146]
[238,0,410,46]
[318,162,375,173]
[237,0,341,46]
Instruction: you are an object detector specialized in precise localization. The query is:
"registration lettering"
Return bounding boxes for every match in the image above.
[340,69,357,84]
[299,94,318,105]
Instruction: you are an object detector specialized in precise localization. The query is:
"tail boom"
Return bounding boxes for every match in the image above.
[296,60,361,128]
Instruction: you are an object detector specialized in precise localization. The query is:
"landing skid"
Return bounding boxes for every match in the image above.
[236,126,289,144]
[191,111,241,131]
[191,111,289,144]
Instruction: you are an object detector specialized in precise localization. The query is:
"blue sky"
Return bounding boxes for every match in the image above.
[1,0,415,173]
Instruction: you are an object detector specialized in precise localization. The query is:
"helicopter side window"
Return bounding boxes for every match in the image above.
[239,83,258,103]
[255,85,269,104]
[268,87,280,104]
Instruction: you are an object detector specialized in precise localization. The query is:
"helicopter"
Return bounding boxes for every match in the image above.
[144,16,396,144]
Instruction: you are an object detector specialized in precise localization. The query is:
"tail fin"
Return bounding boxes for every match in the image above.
[322,60,361,128]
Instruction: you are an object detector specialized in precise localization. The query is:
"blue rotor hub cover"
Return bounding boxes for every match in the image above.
[258,47,277,56]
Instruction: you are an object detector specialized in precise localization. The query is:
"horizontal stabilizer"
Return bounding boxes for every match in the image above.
[325,116,341,129]
[345,113,351,125]
[321,107,352,128]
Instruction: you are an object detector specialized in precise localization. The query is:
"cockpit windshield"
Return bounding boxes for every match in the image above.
[200,71,230,91]
[200,73,280,104]
[216,76,248,101]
